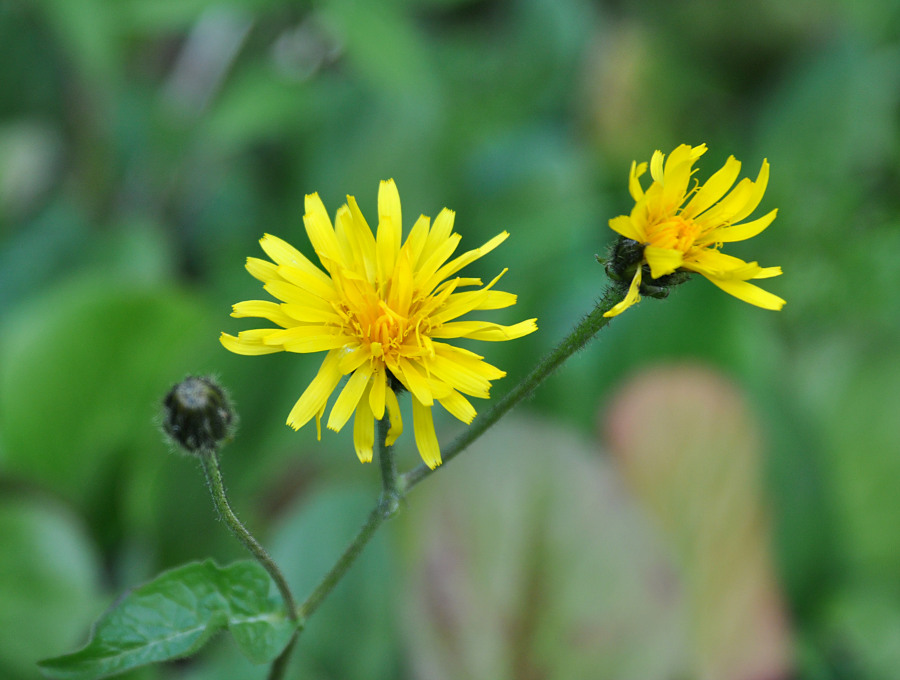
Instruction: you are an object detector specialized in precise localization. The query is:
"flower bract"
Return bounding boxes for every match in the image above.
[221,180,537,468]
[605,143,785,317]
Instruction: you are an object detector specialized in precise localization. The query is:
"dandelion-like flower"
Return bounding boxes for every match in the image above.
[221,180,537,468]
[604,143,785,317]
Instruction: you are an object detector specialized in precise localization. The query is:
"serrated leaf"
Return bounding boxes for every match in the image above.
[39,559,298,680]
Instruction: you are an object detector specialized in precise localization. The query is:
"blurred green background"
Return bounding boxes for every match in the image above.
[2,0,899,678]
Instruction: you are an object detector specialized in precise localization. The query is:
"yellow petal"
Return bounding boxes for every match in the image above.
[259,234,331,288]
[396,358,434,406]
[245,257,281,284]
[753,265,782,279]
[230,300,295,328]
[438,389,477,424]
[429,270,508,324]
[303,192,346,271]
[682,155,741,219]
[413,232,462,292]
[430,319,537,341]
[628,161,647,201]
[649,149,666,182]
[375,179,402,280]
[346,195,378,281]
[220,330,282,355]
[352,389,375,463]
[384,387,403,446]
[433,342,505,378]
[426,231,509,290]
[286,350,343,429]
[705,276,786,310]
[369,363,386,419]
[422,207,456,263]
[727,159,770,224]
[403,214,430,269]
[604,268,642,318]
[327,363,373,432]
[424,355,493,399]
[608,215,643,242]
[644,245,683,279]
[338,344,371,374]
[704,209,777,244]
[412,398,441,469]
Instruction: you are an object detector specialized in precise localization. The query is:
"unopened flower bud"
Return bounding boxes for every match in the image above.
[162,376,235,454]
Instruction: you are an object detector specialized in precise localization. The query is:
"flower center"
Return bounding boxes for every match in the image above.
[339,285,430,363]
[647,216,702,254]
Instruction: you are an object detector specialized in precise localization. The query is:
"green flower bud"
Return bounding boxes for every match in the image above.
[162,376,235,454]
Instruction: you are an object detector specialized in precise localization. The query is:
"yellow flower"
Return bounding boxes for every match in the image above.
[605,143,785,317]
[221,180,537,469]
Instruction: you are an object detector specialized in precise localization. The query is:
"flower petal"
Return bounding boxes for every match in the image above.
[412,398,441,469]
[727,159,770,224]
[431,319,537,341]
[608,215,643,241]
[705,276,786,310]
[369,363,387,419]
[628,161,647,201]
[682,155,741,219]
[231,300,295,328]
[220,330,282,355]
[704,209,777,244]
[438,389,477,424]
[352,389,375,463]
[604,268,642,318]
[327,362,374,432]
[303,192,346,271]
[286,350,343,429]
[384,386,403,446]
[644,245,684,279]
[376,179,402,280]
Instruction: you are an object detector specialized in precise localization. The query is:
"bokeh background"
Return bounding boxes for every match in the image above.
[2,0,899,678]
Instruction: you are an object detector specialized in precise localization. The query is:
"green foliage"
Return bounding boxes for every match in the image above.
[0,497,102,680]
[39,560,298,680]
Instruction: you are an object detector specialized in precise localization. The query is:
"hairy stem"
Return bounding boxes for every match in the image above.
[298,417,401,622]
[200,450,298,620]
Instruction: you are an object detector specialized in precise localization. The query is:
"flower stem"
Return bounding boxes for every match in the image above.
[377,415,400,513]
[199,449,298,620]
[398,286,621,492]
[266,632,298,680]
[297,418,401,622]
[297,503,387,622]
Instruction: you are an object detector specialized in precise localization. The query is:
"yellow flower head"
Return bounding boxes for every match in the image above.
[604,143,785,317]
[221,180,537,469]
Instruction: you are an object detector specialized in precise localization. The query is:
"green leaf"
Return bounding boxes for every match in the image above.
[39,559,298,680]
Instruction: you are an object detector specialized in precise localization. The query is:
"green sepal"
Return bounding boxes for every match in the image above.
[39,559,298,680]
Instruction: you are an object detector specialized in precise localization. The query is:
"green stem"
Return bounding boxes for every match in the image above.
[398,285,621,492]
[266,632,297,680]
[297,503,388,622]
[200,450,298,620]
[377,415,400,511]
[297,417,402,622]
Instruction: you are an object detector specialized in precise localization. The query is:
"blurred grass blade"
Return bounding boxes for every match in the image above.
[39,559,298,680]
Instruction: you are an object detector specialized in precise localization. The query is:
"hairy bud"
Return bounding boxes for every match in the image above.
[162,376,235,454]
